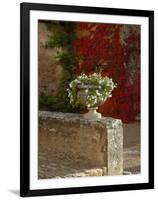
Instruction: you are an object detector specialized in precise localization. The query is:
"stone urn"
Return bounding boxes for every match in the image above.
[77,85,107,120]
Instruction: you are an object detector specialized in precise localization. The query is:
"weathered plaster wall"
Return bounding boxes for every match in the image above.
[38,22,63,96]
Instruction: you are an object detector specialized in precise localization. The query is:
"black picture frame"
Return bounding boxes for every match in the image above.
[20,2,154,197]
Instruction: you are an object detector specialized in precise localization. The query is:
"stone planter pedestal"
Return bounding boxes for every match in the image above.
[39,111,123,178]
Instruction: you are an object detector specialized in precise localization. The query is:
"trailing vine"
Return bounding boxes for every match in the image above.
[39,21,80,112]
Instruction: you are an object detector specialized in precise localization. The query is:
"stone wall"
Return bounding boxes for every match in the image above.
[38,111,123,178]
[38,22,63,96]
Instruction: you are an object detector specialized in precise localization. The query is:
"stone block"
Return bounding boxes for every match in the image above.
[39,111,123,177]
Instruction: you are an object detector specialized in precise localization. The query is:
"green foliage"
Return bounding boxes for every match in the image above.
[45,31,75,48]
[39,95,57,109]
[56,50,75,66]
[39,94,83,113]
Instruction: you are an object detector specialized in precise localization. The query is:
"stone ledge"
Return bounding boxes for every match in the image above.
[38,111,123,178]
[39,111,122,128]
[39,153,107,179]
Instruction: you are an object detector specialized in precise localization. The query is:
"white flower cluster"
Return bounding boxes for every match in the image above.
[67,73,117,108]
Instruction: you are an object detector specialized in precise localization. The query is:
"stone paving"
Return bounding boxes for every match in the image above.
[123,122,140,174]
[38,148,140,179]
[38,153,107,179]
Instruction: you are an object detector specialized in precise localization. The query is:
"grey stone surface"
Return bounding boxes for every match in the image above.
[123,122,140,174]
[38,111,123,178]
